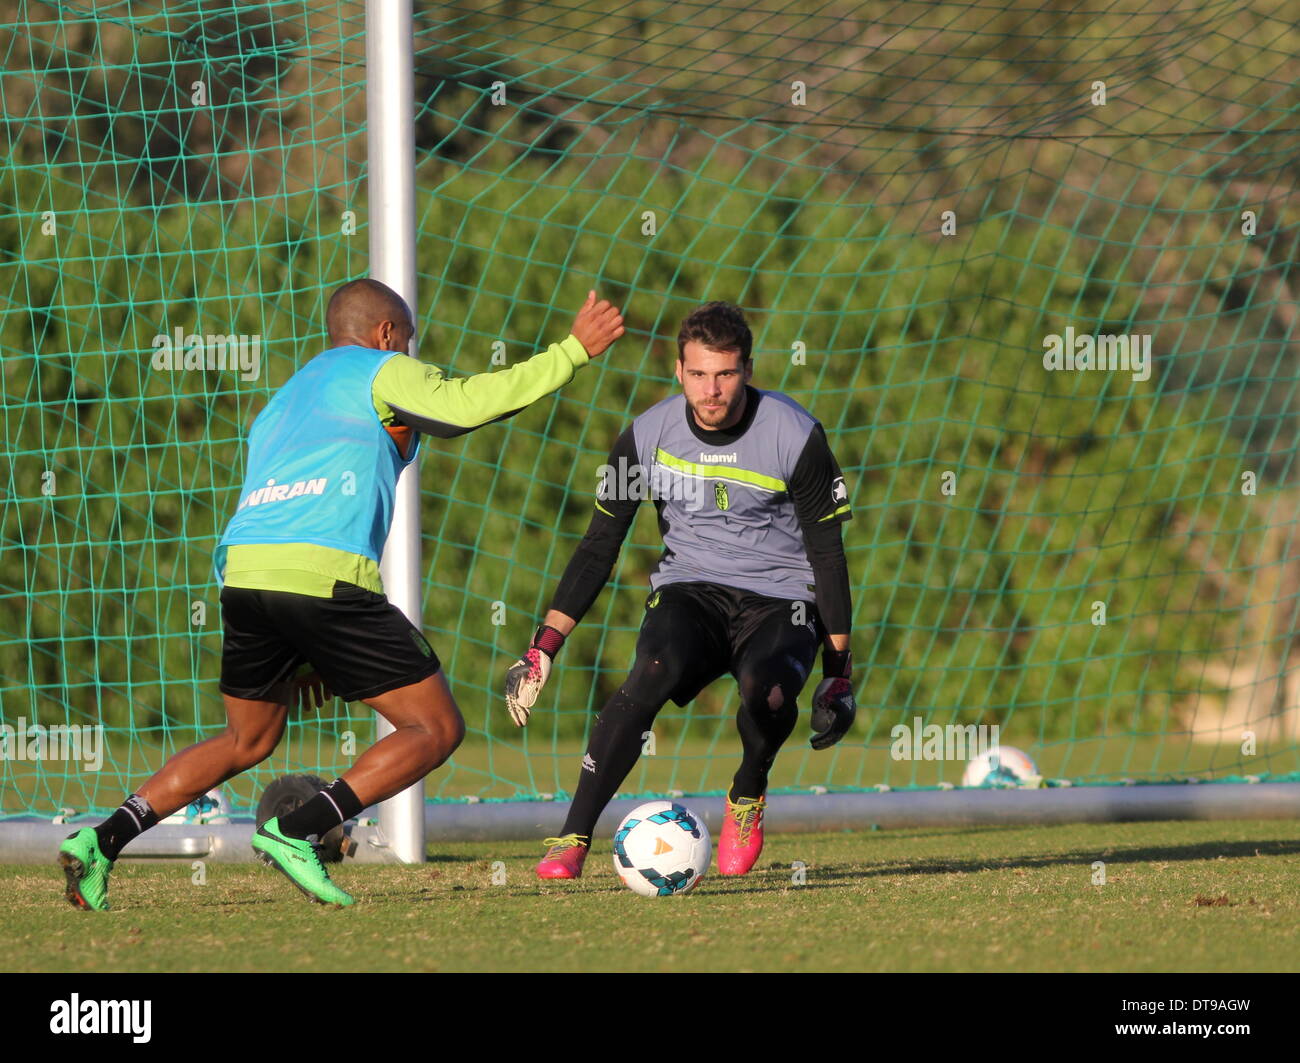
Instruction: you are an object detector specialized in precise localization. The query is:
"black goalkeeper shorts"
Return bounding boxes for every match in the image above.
[218,580,441,703]
[636,581,823,707]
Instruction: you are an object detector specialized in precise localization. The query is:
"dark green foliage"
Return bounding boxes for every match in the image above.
[1,2,1296,792]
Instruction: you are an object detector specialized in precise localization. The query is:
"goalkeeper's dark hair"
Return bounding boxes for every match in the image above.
[676,301,752,364]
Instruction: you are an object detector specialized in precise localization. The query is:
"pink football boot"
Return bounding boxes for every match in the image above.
[718,793,767,875]
[536,834,589,879]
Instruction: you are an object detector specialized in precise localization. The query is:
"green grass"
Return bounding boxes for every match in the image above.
[7,819,1300,972]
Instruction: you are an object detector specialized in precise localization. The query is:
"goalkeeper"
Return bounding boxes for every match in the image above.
[58,279,624,910]
[505,301,854,879]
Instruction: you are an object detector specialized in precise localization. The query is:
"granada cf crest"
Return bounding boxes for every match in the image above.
[714,482,729,510]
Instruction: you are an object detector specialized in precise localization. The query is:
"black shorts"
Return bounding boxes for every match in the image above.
[219,580,441,703]
[638,581,822,706]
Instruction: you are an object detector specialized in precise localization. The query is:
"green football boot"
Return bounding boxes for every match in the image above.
[58,828,114,911]
[252,817,354,907]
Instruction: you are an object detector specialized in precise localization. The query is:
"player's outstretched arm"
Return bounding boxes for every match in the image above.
[791,423,856,749]
[373,290,625,438]
[804,507,855,749]
[503,427,640,726]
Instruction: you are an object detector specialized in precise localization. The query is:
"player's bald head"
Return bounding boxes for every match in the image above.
[326,278,414,348]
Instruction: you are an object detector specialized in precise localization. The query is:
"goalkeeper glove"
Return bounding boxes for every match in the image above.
[504,625,566,727]
[810,648,855,750]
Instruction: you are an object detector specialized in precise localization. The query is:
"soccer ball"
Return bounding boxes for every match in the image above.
[162,787,232,825]
[962,746,1039,788]
[612,800,711,897]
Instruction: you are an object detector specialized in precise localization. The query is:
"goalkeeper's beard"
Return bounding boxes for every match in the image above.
[687,388,746,430]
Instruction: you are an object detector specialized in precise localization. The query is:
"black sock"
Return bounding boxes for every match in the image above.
[561,687,662,840]
[94,794,159,861]
[730,690,798,801]
[277,779,363,840]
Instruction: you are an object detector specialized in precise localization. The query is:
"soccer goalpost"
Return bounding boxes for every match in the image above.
[367,0,425,865]
[2,1,1299,864]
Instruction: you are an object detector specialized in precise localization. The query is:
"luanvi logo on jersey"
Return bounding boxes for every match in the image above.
[582,754,596,773]
[49,994,151,1043]
[831,477,847,504]
[237,476,328,511]
[698,452,737,463]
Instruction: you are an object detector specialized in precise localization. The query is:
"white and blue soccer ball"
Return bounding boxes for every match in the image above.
[612,800,711,897]
[162,787,232,825]
[962,746,1039,788]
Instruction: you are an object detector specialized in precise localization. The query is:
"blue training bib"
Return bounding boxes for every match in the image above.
[214,346,419,583]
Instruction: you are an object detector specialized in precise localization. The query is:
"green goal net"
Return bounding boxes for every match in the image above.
[2,0,1298,823]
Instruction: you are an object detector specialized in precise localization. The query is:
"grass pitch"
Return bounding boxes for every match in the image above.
[5,819,1299,973]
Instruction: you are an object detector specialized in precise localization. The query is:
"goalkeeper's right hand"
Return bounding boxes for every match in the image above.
[504,625,567,726]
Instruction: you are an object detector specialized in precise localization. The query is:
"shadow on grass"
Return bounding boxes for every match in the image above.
[327,837,1300,903]
[697,838,1300,894]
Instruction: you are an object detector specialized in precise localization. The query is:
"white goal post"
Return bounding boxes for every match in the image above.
[368,0,425,865]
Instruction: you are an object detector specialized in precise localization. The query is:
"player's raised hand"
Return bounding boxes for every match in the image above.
[570,289,625,358]
[810,649,855,750]
[504,624,567,726]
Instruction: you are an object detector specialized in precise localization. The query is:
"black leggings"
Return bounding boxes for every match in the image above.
[559,582,819,840]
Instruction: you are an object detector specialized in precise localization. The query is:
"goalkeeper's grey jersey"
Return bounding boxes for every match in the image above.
[616,389,850,601]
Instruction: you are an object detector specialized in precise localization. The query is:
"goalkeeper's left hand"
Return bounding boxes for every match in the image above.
[810,648,855,750]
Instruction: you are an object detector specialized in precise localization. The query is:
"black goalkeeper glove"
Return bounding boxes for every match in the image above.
[810,648,855,750]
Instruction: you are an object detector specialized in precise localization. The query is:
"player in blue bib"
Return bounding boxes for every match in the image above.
[505,301,855,879]
[58,279,625,910]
